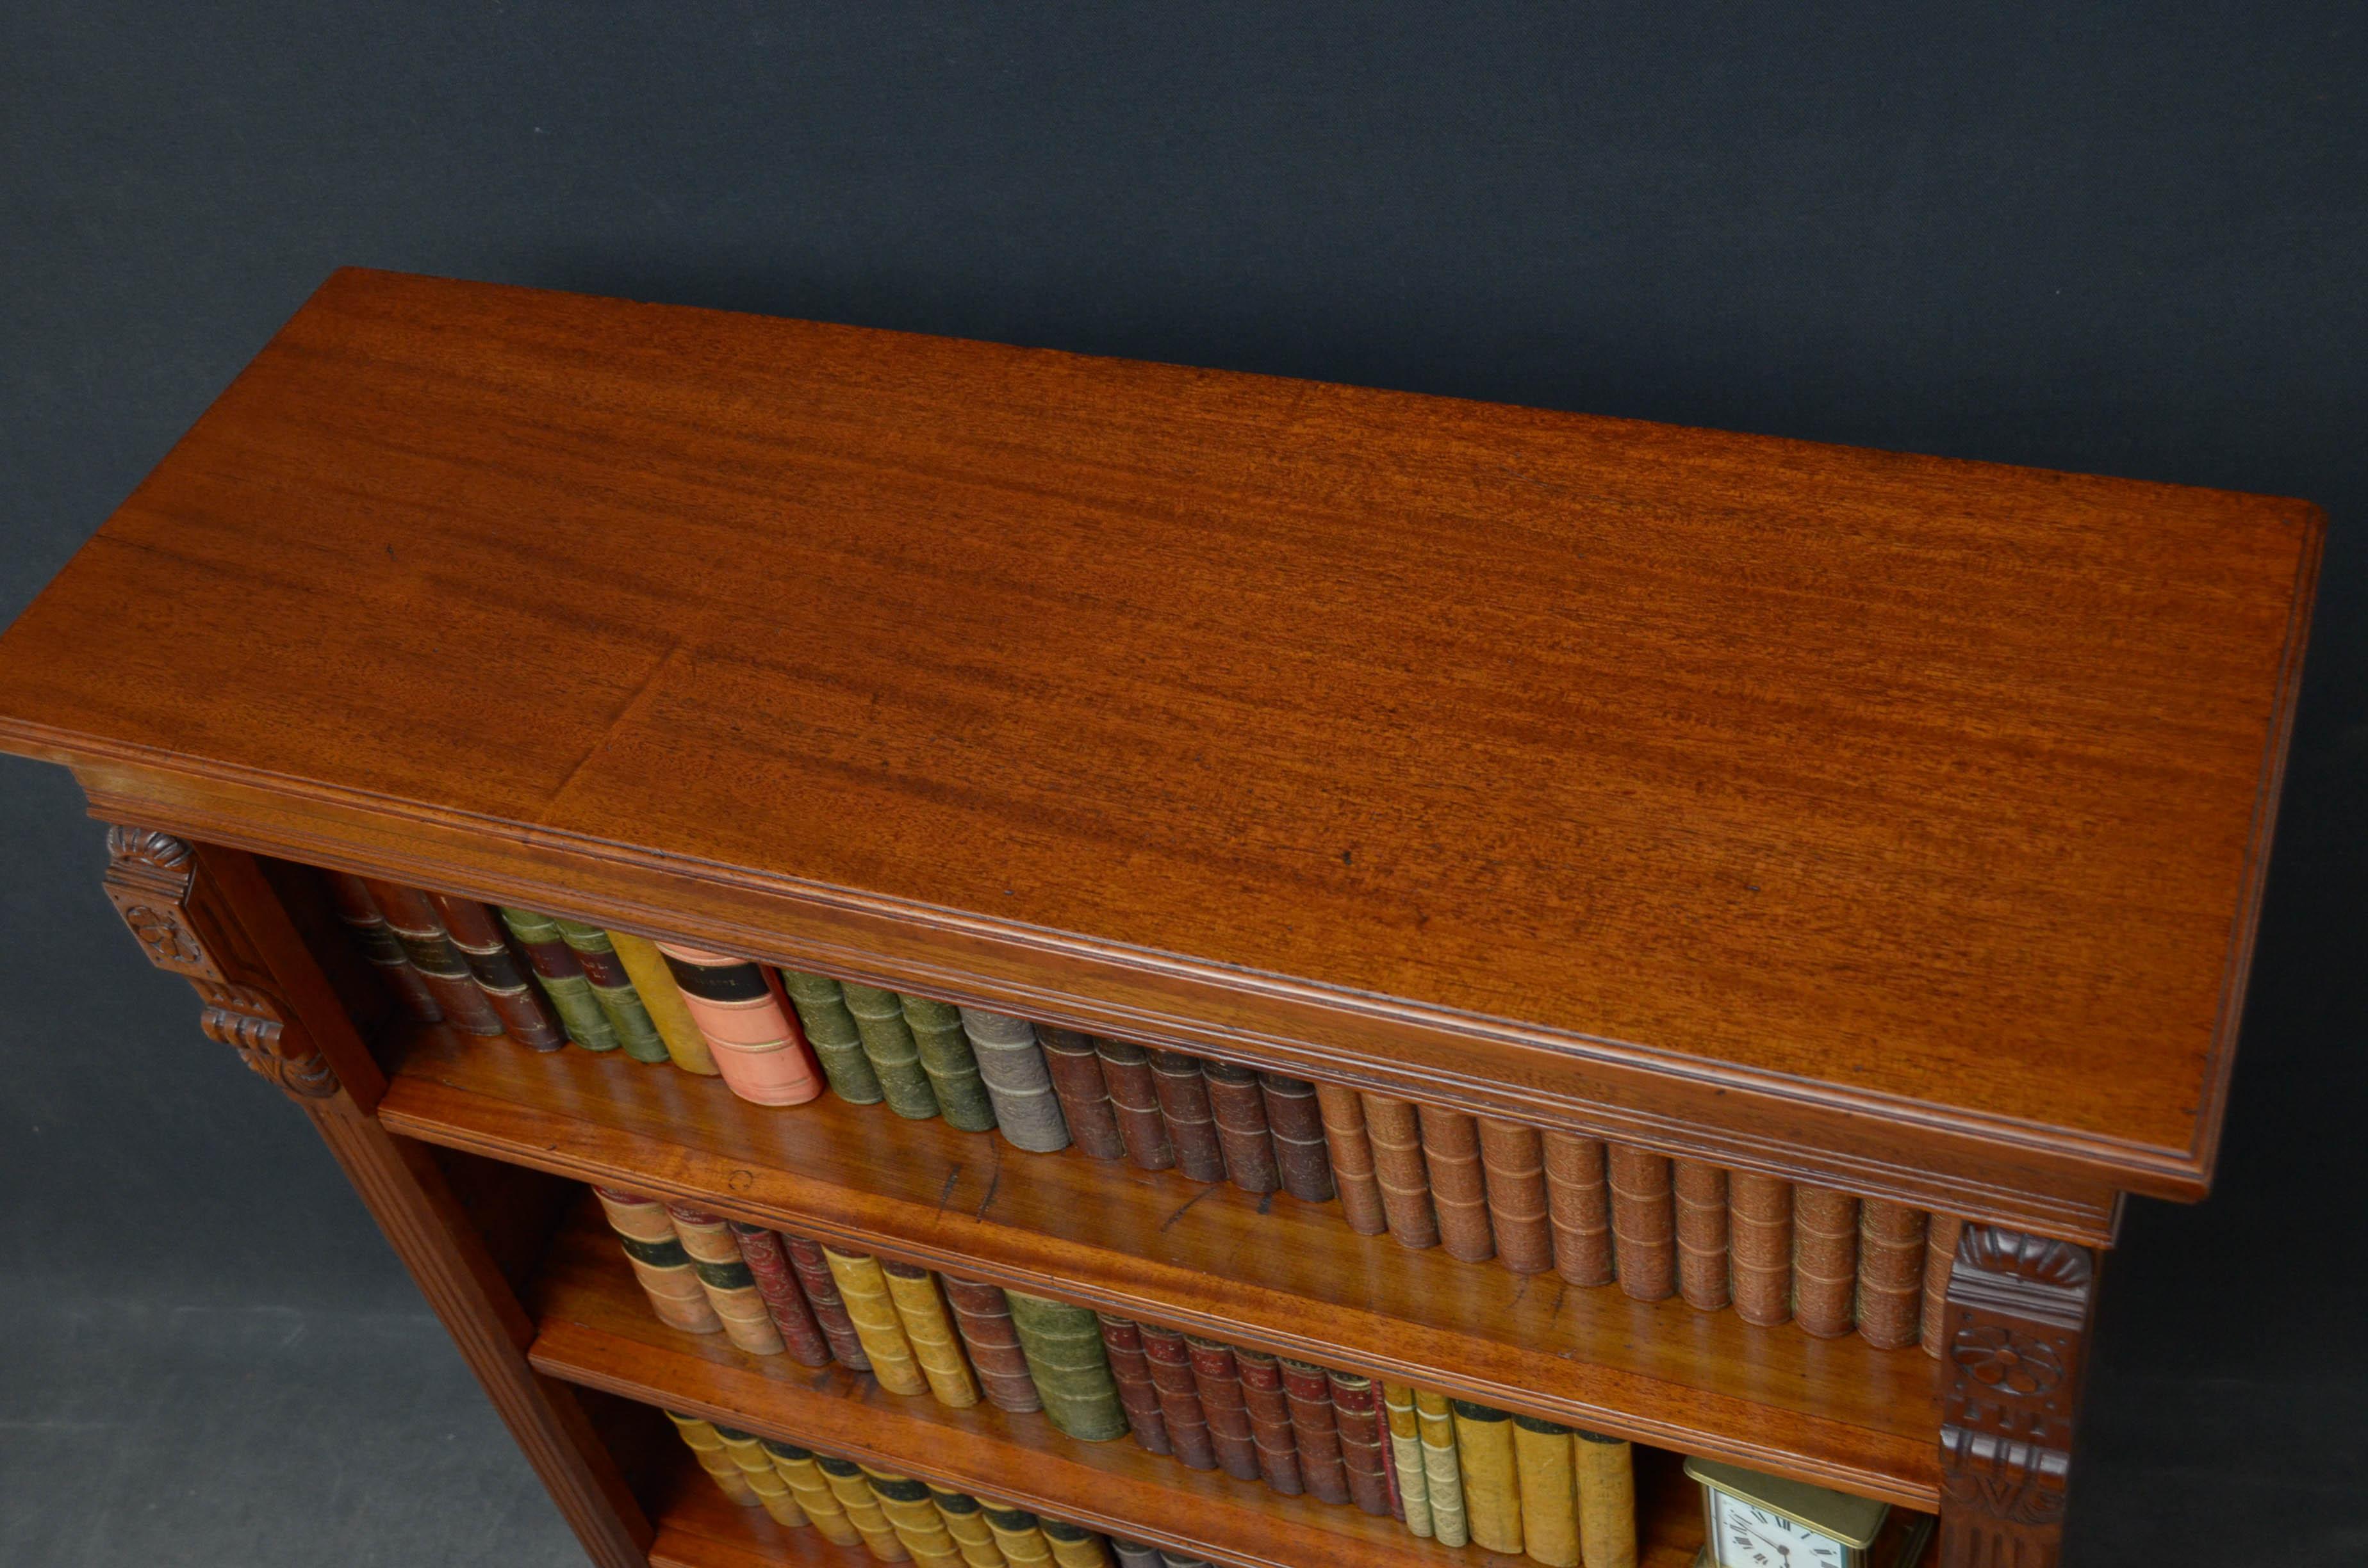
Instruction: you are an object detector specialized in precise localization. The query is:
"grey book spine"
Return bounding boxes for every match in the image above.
[960,1007,1072,1152]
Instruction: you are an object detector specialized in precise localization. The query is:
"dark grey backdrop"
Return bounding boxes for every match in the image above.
[4,5,2362,1564]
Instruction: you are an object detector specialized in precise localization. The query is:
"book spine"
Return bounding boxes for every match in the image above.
[727,1222,833,1366]
[882,1261,983,1409]
[1313,1083,1387,1233]
[1256,1072,1336,1204]
[1233,1348,1302,1494]
[1360,1093,1440,1248]
[655,943,825,1104]
[1727,1170,1793,1326]
[1328,1370,1392,1517]
[718,1425,807,1528]
[780,970,886,1104]
[822,1245,929,1394]
[944,1274,1044,1414]
[1413,1389,1470,1547]
[1382,1382,1433,1538]
[1279,1357,1352,1507]
[902,995,996,1131]
[1541,1132,1613,1285]
[428,893,568,1049]
[607,931,718,1073]
[1606,1145,1675,1300]
[927,1487,1007,1568]
[1037,1027,1126,1159]
[871,1469,964,1568]
[1092,1038,1174,1170]
[1418,1106,1495,1263]
[1381,1399,1404,1523]
[960,1008,1071,1152]
[1477,1118,1553,1274]
[1922,1212,1963,1357]
[817,1455,909,1561]
[497,908,617,1050]
[1672,1159,1731,1311]
[765,1439,862,1546]
[323,872,445,1023]
[982,1507,1053,1568]
[1452,1400,1524,1555]
[1154,1555,1213,1568]
[666,1203,787,1355]
[1201,1060,1281,1194]
[1147,1049,1226,1182]
[1042,1519,1112,1568]
[666,1411,760,1507]
[781,1232,873,1370]
[552,919,672,1063]
[1004,1289,1130,1441]
[1856,1198,1927,1349]
[1183,1335,1260,1482]
[364,880,507,1035]
[1792,1184,1860,1338]
[1574,1428,1636,1568]
[1138,1324,1215,1471]
[592,1186,722,1334]
[841,983,941,1118]
[1513,1416,1579,1568]
[1094,1314,1170,1453]
[1108,1541,1162,1568]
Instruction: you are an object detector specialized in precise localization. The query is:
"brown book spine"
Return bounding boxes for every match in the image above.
[780,1232,873,1371]
[1233,1348,1303,1495]
[1137,1324,1215,1471]
[1792,1184,1860,1338]
[593,1186,723,1335]
[1513,1416,1579,1568]
[1258,1073,1336,1203]
[1856,1199,1927,1349]
[1184,1335,1260,1482]
[944,1275,1044,1414]
[1541,1132,1613,1286]
[1313,1083,1386,1231]
[1148,1049,1226,1182]
[667,1203,787,1356]
[322,871,444,1023]
[1092,1038,1174,1171]
[1922,1212,1964,1357]
[1418,1106,1495,1263]
[1094,1314,1169,1454]
[1039,1027,1127,1159]
[1201,1060,1281,1194]
[427,892,567,1049]
[1606,1145,1675,1301]
[1360,1093,1439,1248]
[1727,1171,1793,1326]
[363,879,507,1034]
[1672,1159,1731,1312]
[1279,1357,1352,1506]
[882,1261,983,1409]
[1328,1371,1391,1517]
[1574,1428,1636,1568]
[727,1221,834,1366]
[823,1245,929,1394]
[1477,1118,1553,1275]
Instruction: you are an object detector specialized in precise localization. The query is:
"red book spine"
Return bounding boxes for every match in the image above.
[1039,1027,1128,1160]
[362,879,507,1034]
[1095,1314,1171,1454]
[1092,1038,1175,1172]
[1185,1336,1261,1482]
[1258,1073,1336,1203]
[1328,1371,1392,1517]
[943,1275,1044,1414]
[1138,1325,1216,1471]
[1279,1358,1352,1506]
[322,871,444,1024]
[1233,1349,1303,1495]
[1417,1106,1496,1263]
[1149,1050,1227,1182]
[428,892,568,1049]
[727,1222,833,1367]
[1202,1061,1281,1195]
[779,1232,872,1371]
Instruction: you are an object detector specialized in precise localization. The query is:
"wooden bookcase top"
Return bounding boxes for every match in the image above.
[0,269,2319,1226]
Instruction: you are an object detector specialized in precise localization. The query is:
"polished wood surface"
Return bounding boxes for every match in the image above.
[384,1024,1938,1506]
[0,270,2319,1214]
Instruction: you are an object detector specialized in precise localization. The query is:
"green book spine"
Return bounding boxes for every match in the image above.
[782,970,885,1104]
[901,995,996,1131]
[1003,1289,1130,1441]
[841,983,941,1118]
[498,907,618,1051]
[551,919,671,1063]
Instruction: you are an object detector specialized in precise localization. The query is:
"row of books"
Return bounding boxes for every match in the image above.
[596,1184,1640,1567]
[334,872,1952,1352]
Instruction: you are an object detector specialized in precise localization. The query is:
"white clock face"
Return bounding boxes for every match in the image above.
[1714,1492,1846,1567]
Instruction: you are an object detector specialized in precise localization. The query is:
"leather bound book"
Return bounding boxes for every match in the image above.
[1138,1324,1216,1471]
[1360,1093,1440,1248]
[1037,1027,1126,1160]
[1155,1555,1213,1568]
[1382,1382,1433,1538]
[655,943,825,1105]
[1540,1132,1613,1286]
[816,1455,909,1561]
[960,1008,1071,1152]
[944,1275,1044,1414]
[1418,1106,1496,1263]
[362,880,507,1035]
[666,1203,788,1356]
[1233,1348,1303,1494]
[718,1427,806,1528]
[821,1245,930,1395]
[427,894,567,1050]
[1313,1084,1386,1234]
[780,970,885,1104]
[927,1487,1007,1568]
[497,908,618,1051]
[593,1186,723,1335]
[1512,1416,1580,1568]
[1094,1314,1170,1453]
[1672,1159,1731,1312]
[607,931,719,1074]
[871,1469,965,1568]
[1605,1145,1676,1301]
[780,1233,873,1370]
[1414,1389,1470,1548]
[725,1221,832,1366]
[1327,1371,1392,1517]
[1922,1212,1964,1357]
[1256,1073,1336,1204]
[1452,1400,1524,1555]
[1003,1289,1129,1441]
[1856,1198,1928,1350]
[323,872,443,1023]
[667,1412,759,1507]
[1092,1038,1174,1170]
[1279,1357,1352,1507]
[841,983,941,1119]
[1201,1060,1281,1194]
[1183,1335,1260,1482]
[1791,1184,1861,1339]
[1042,1519,1112,1568]
[765,1439,862,1546]
[983,1507,1054,1568]
[1147,1049,1226,1182]
[1727,1171,1793,1326]
[551,920,671,1063]
[882,1261,983,1409]
[1108,1541,1162,1568]
[901,995,997,1131]
[1477,1118,1553,1275]
[1574,1429,1637,1568]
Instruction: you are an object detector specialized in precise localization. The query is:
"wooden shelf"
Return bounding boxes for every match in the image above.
[538,1200,1706,1568]
[388,1024,1939,1508]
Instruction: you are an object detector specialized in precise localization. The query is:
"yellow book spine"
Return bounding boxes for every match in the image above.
[867,1467,966,1568]
[819,1456,911,1562]
[1575,1430,1638,1568]
[664,1412,759,1508]
[1044,1521,1112,1568]
[767,1441,862,1546]
[1383,1381,1433,1539]
[1414,1389,1469,1548]
[1452,1400,1524,1555]
[716,1426,807,1528]
[884,1263,983,1409]
[823,1246,930,1396]
[982,1507,1055,1568]
[611,931,721,1073]
[1513,1417,1579,1567]
[930,1488,1009,1568]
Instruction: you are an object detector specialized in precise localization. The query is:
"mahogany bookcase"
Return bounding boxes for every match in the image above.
[0,270,2319,1568]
